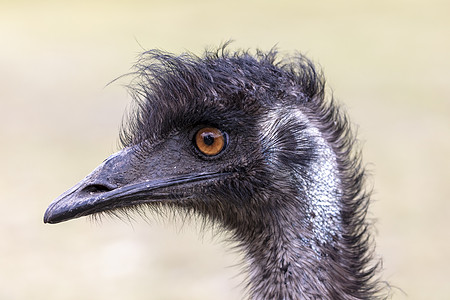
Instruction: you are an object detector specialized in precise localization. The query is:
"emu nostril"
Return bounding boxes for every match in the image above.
[82,184,115,194]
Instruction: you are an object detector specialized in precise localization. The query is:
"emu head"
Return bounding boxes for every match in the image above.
[44,49,338,229]
[44,48,381,299]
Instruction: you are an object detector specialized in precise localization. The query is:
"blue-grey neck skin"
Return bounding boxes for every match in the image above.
[262,105,341,246]
[240,105,342,299]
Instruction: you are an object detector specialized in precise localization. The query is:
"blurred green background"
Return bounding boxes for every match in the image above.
[1,0,449,299]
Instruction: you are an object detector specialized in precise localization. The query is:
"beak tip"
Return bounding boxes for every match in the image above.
[43,205,59,224]
[43,191,102,224]
[43,201,75,224]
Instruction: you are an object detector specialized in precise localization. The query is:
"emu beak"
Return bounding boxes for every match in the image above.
[43,144,227,224]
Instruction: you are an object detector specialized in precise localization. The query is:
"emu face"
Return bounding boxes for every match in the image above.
[43,120,262,224]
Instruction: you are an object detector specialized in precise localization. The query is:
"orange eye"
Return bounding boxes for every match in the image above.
[195,127,226,156]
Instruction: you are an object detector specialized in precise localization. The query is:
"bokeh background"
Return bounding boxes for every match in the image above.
[1,0,449,299]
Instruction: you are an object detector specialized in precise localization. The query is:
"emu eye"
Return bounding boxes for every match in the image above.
[194,127,226,156]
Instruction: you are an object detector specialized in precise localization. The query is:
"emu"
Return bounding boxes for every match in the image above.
[44,47,387,299]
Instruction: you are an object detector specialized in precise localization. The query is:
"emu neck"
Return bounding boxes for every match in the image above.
[242,107,353,299]
[241,198,344,299]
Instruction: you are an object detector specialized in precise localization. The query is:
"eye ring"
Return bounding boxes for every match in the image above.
[194,127,227,156]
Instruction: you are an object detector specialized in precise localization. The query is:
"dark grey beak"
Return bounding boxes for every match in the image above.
[44,144,228,224]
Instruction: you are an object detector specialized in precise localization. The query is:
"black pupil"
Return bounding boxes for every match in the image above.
[203,134,215,146]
